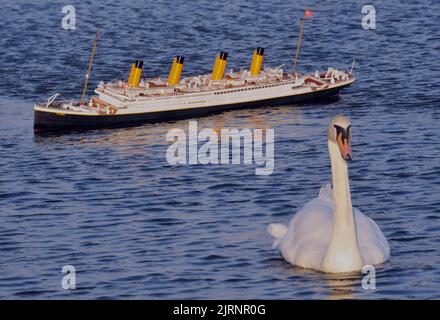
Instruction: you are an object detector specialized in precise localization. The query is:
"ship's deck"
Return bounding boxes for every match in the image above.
[35,67,354,117]
[96,67,305,100]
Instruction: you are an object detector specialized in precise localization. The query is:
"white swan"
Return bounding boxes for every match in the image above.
[268,116,390,273]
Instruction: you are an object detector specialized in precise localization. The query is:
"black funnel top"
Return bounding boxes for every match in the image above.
[219,51,228,60]
[176,56,185,64]
[255,47,265,55]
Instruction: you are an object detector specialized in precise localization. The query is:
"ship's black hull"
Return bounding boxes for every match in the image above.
[34,86,345,132]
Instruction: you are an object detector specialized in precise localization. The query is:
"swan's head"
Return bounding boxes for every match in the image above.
[328,116,352,161]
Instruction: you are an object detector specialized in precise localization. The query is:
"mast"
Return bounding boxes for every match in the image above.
[293,9,313,74]
[80,31,100,103]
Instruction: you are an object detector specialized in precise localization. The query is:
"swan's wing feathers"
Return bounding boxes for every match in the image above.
[319,183,332,199]
[268,186,332,252]
[318,184,333,203]
[279,200,333,268]
[354,207,390,265]
[267,223,288,248]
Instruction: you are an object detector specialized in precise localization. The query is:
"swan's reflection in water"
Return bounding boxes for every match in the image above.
[322,272,361,299]
[270,259,363,299]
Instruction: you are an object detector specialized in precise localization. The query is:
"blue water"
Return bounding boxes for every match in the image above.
[1,0,440,299]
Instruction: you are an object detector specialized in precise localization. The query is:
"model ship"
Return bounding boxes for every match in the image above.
[34,11,355,132]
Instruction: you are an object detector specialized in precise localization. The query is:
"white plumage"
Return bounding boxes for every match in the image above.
[268,116,390,273]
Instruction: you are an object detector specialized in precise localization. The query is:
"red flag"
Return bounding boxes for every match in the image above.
[304,8,314,18]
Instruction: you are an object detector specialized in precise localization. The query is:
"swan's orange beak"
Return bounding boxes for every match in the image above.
[337,129,352,161]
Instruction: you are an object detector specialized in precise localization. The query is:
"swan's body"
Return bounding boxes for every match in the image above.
[268,116,390,273]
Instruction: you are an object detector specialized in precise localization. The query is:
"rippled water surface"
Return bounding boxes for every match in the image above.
[1,0,440,299]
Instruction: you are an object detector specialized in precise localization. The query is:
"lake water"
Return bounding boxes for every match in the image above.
[0,0,440,299]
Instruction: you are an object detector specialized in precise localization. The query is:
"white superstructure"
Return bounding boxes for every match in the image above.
[34,65,355,132]
[79,66,352,116]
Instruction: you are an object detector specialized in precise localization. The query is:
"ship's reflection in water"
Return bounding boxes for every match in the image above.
[32,105,306,186]
[33,104,305,151]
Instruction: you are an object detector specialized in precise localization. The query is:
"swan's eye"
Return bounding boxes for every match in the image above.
[334,125,350,145]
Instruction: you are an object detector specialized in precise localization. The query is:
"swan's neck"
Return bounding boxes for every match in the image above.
[329,140,353,228]
[322,140,363,272]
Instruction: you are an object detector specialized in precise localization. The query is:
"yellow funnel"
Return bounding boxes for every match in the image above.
[211,51,228,80]
[250,47,264,76]
[168,56,184,85]
[131,60,143,88]
[127,61,137,87]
